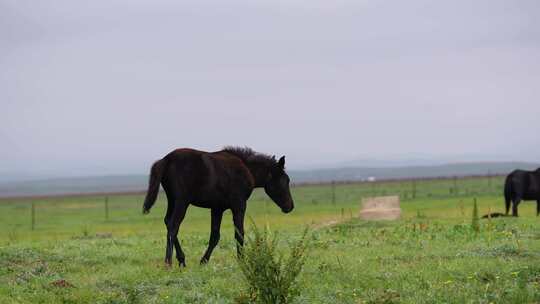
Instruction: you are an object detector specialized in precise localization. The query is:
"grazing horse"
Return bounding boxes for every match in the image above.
[504,168,540,217]
[142,147,294,267]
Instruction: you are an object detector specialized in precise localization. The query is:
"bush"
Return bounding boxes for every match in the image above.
[236,221,310,304]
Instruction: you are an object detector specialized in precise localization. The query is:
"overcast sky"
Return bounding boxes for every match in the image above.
[1,0,539,181]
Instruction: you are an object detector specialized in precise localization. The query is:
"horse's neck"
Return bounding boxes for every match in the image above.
[245,162,270,188]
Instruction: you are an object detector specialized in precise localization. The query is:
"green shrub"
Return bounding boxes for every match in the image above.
[236,221,310,304]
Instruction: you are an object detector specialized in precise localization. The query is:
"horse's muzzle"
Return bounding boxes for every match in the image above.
[281,203,294,214]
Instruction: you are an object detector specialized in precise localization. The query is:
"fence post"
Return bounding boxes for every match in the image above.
[412,180,417,199]
[331,181,336,205]
[105,196,109,221]
[31,203,35,230]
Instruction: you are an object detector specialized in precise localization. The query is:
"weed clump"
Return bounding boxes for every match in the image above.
[236,221,310,304]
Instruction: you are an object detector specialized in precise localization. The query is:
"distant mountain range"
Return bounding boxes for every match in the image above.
[290,161,539,184]
[0,161,538,198]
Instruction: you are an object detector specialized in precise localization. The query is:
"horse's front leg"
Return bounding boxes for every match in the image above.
[232,207,246,257]
[200,208,224,264]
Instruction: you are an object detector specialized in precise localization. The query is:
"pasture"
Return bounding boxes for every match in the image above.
[1,176,540,303]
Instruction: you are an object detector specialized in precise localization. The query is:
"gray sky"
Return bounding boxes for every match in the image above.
[1,0,539,181]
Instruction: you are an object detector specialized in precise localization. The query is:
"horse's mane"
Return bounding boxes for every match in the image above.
[222,146,276,166]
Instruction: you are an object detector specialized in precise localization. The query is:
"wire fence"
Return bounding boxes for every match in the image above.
[0,175,506,233]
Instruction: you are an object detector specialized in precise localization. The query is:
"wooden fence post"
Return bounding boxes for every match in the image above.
[105,196,109,221]
[31,203,35,231]
[331,181,336,205]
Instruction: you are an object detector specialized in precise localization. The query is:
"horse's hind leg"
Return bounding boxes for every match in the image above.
[163,188,176,266]
[537,200,540,216]
[232,204,246,257]
[173,236,183,265]
[200,208,224,264]
[164,190,184,266]
[512,198,521,217]
[166,202,188,267]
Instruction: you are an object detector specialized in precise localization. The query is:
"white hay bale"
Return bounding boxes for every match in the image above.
[359,195,401,220]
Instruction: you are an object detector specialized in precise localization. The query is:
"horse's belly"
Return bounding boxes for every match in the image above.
[522,193,540,200]
[189,201,212,209]
[189,187,227,209]
[190,200,228,209]
[525,176,540,199]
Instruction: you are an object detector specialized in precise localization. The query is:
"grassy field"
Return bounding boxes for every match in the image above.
[1,176,540,303]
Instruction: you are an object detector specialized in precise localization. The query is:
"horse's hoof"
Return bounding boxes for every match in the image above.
[200,257,209,265]
[179,260,186,268]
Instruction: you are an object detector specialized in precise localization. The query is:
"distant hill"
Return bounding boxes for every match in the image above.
[0,175,148,198]
[0,162,538,198]
[290,162,540,184]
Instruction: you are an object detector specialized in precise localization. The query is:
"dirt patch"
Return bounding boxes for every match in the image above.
[359,196,401,221]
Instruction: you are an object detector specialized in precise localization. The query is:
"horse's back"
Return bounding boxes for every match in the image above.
[162,148,254,205]
[208,151,255,190]
[165,149,208,179]
[161,149,208,197]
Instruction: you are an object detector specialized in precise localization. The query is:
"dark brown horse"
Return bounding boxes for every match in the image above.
[504,168,540,217]
[142,147,294,266]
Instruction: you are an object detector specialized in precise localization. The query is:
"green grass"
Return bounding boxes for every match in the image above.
[1,177,540,303]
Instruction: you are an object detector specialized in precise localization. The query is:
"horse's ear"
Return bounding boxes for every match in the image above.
[278,156,285,169]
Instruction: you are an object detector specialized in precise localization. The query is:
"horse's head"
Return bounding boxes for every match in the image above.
[264,156,294,213]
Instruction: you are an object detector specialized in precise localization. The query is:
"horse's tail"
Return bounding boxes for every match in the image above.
[142,158,167,214]
[504,174,512,215]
